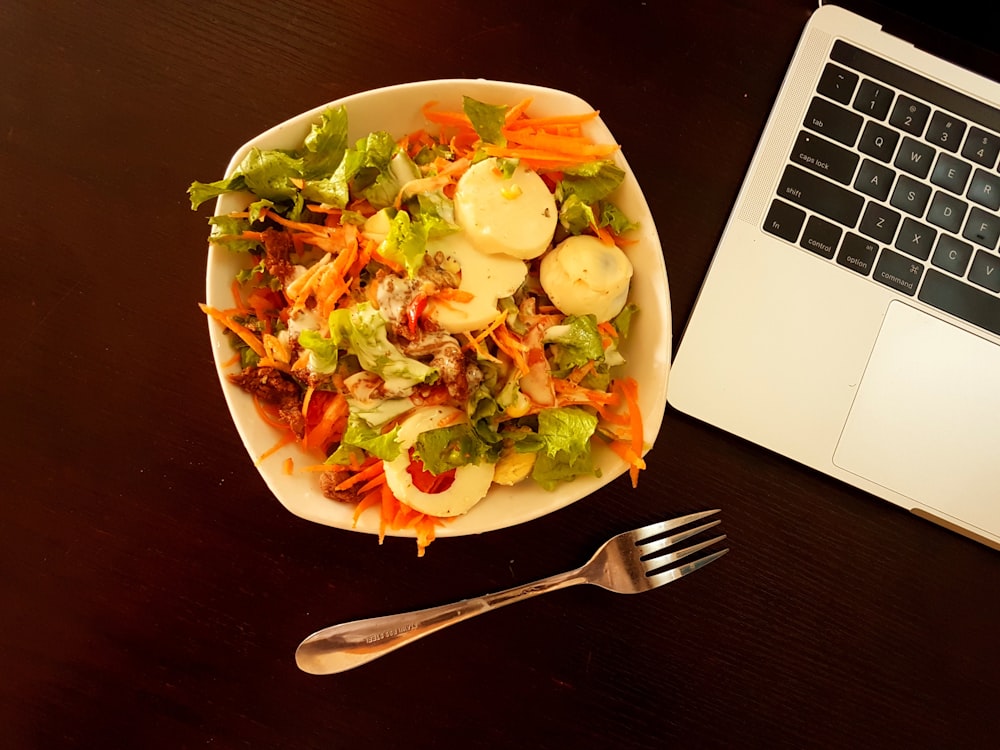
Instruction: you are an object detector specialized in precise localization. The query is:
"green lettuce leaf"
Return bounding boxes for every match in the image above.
[302,106,349,179]
[188,174,247,209]
[348,133,419,209]
[598,201,639,235]
[559,161,625,203]
[463,96,507,146]
[207,214,260,253]
[544,314,612,389]
[544,315,604,373]
[328,302,438,392]
[558,193,597,235]
[412,422,498,475]
[380,211,428,278]
[297,329,339,373]
[236,147,304,202]
[611,303,638,338]
[508,407,599,490]
[326,413,402,464]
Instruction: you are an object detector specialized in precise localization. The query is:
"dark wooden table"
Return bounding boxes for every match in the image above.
[5,1,1000,747]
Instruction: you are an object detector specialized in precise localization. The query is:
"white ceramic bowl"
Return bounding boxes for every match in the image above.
[204,79,670,539]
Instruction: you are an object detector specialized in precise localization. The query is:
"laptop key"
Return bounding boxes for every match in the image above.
[800,215,841,259]
[791,131,859,184]
[855,159,894,201]
[968,250,1000,292]
[967,168,1000,211]
[919,268,1000,336]
[962,126,1000,168]
[817,63,858,104]
[895,217,936,260]
[853,79,895,120]
[763,199,806,242]
[858,121,900,162]
[930,153,971,194]
[888,95,931,136]
[962,206,1000,249]
[931,235,973,276]
[777,165,865,227]
[837,233,879,275]
[926,191,968,233]
[873,248,923,296]
[894,136,935,178]
[890,174,932,217]
[859,201,901,244]
[803,97,863,146]
[925,111,967,152]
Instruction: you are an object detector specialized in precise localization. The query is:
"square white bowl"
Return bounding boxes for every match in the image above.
[204,79,670,539]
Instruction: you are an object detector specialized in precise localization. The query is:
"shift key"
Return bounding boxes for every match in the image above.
[777,164,865,227]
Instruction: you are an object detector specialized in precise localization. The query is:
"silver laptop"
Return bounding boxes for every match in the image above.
[667,0,1000,549]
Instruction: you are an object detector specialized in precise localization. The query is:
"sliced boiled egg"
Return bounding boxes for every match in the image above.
[454,157,557,259]
[425,232,527,334]
[382,406,496,517]
[539,234,634,323]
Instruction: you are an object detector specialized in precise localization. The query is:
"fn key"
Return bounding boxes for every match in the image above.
[764,199,806,242]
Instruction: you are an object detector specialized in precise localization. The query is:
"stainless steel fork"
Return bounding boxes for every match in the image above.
[295,509,727,674]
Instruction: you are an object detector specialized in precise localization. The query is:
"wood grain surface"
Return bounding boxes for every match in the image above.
[4,1,1000,747]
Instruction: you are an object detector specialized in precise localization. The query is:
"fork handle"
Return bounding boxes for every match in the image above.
[295,567,587,674]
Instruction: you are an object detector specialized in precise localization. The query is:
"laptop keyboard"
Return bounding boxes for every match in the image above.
[764,39,1000,336]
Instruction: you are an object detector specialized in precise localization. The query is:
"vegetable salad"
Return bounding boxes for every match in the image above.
[191,95,647,554]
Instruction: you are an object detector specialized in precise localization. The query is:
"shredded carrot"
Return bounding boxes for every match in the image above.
[358,472,388,495]
[502,129,619,158]
[553,378,620,411]
[251,396,290,432]
[230,279,246,311]
[431,288,475,304]
[200,304,266,359]
[302,392,349,453]
[490,324,530,374]
[352,489,382,525]
[567,360,596,385]
[608,439,646,488]
[505,110,601,129]
[503,97,534,123]
[283,457,295,475]
[334,460,386,492]
[257,430,296,465]
[597,321,618,339]
[420,101,618,170]
[461,310,508,360]
[370,245,405,274]
[300,384,316,420]
[611,377,645,486]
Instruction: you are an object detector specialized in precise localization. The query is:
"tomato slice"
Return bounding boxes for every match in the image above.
[406,449,456,494]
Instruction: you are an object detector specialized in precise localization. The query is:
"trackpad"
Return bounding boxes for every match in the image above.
[833,301,1000,535]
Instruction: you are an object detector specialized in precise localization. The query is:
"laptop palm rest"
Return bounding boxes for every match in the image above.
[834,301,1000,535]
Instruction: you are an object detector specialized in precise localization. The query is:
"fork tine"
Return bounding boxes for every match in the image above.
[632,509,721,544]
[637,520,721,560]
[646,547,729,588]
[642,534,728,576]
